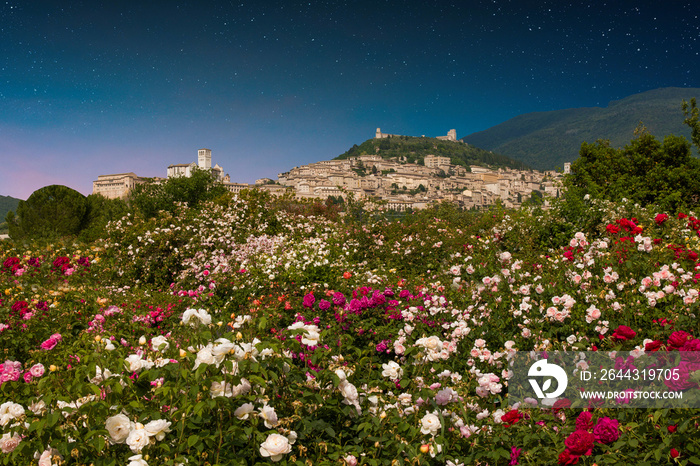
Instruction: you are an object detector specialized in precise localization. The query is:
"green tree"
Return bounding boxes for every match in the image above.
[8,185,87,240]
[79,194,130,242]
[129,168,228,218]
[564,130,700,212]
[683,97,700,150]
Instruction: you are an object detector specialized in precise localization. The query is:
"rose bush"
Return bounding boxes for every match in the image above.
[0,194,699,464]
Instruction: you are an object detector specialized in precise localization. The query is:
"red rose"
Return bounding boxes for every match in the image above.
[668,331,691,349]
[645,340,662,352]
[552,398,572,411]
[558,449,580,465]
[668,425,677,433]
[565,430,595,456]
[671,448,680,458]
[655,213,669,225]
[501,409,523,427]
[612,325,636,341]
[606,224,621,235]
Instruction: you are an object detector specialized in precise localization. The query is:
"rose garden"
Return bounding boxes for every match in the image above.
[2,187,700,465]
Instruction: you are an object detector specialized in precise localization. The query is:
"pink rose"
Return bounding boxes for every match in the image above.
[29,364,45,378]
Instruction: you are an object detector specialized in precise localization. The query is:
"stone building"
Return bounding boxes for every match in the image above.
[92,172,146,199]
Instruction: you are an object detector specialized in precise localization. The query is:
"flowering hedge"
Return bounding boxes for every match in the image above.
[1,194,700,465]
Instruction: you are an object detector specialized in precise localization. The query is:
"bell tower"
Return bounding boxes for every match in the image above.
[198,148,212,169]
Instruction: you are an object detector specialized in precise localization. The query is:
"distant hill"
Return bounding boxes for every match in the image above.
[335,135,531,170]
[461,87,700,171]
[0,195,21,233]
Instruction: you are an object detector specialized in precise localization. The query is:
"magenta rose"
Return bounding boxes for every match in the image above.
[302,293,315,308]
[565,430,595,456]
[575,411,594,431]
[593,417,619,444]
[680,339,700,363]
[612,325,636,341]
[664,361,700,391]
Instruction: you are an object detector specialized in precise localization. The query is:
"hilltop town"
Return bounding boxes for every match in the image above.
[93,130,567,210]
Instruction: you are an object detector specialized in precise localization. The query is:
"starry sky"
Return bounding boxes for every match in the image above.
[2,1,699,199]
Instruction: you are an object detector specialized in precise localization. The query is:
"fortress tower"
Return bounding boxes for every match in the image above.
[198,148,212,169]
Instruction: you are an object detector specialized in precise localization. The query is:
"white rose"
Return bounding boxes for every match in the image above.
[196,309,212,325]
[301,330,320,347]
[144,419,171,441]
[126,426,151,453]
[381,361,403,381]
[259,433,292,462]
[127,454,149,466]
[338,380,359,402]
[420,412,441,435]
[210,381,232,398]
[124,354,146,373]
[258,405,279,428]
[105,414,132,444]
[151,336,169,351]
[0,402,24,419]
[194,346,215,369]
[182,308,198,325]
[234,402,255,420]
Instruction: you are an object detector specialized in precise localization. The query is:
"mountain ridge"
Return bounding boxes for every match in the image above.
[461,87,700,170]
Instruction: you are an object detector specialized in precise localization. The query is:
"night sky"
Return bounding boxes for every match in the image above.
[2,1,699,199]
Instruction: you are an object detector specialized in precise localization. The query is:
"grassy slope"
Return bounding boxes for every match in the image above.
[335,136,531,170]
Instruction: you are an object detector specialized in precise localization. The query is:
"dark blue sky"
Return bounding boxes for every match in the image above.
[2,1,699,199]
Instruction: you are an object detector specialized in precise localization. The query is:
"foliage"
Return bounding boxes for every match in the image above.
[7,185,88,240]
[0,195,21,234]
[79,195,130,242]
[683,97,700,150]
[563,130,700,213]
[129,168,229,218]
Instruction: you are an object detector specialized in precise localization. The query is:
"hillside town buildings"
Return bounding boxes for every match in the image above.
[93,134,564,210]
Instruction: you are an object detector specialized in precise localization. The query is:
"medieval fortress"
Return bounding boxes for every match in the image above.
[93,129,563,210]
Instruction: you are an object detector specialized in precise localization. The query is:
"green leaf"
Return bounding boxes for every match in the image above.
[688,457,700,465]
[628,438,639,448]
[188,435,200,448]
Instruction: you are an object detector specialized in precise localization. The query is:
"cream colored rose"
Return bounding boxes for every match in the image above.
[234,402,254,420]
[420,412,441,435]
[259,433,292,462]
[381,361,403,381]
[105,414,132,444]
[258,405,278,428]
[127,454,149,466]
[151,336,169,351]
[194,345,215,369]
[126,425,151,453]
[144,419,171,441]
[0,433,21,453]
